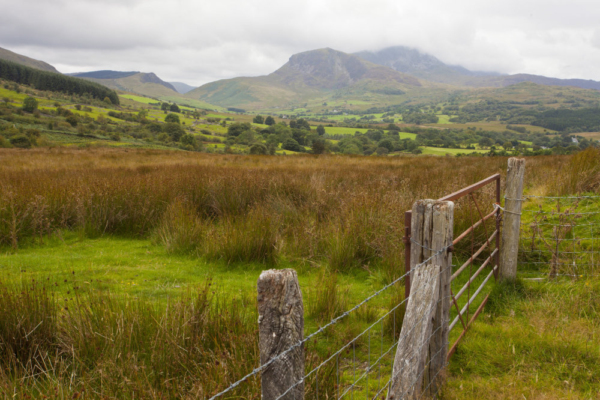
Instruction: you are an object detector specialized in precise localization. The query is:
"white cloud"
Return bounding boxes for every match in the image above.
[2,0,600,86]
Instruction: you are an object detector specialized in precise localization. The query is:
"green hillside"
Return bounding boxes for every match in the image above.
[0,46,59,73]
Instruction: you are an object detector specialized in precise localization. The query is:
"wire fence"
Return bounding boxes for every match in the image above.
[207,244,452,400]
[207,173,508,400]
[518,194,600,279]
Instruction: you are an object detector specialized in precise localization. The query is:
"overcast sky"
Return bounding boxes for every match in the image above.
[2,0,600,87]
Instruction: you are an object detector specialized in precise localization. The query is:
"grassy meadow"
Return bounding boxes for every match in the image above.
[0,148,599,399]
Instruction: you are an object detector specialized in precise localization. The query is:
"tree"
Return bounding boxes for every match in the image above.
[227,122,252,137]
[165,113,180,124]
[316,125,325,135]
[22,96,38,113]
[478,137,493,149]
[295,118,311,131]
[378,139,394,152]
[170,103,180,113]
[253,115,264,124]
[164,122,185,142]
[181,133,200,149]
[311,139,326,154]
[282,138,301,152]
[265,116,275,126]
[161,103,170,111]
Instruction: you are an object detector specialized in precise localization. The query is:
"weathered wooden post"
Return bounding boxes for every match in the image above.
[388,200,453,400]
[500,158,526,280]
[257,269,304,400]
[427,201,453,394]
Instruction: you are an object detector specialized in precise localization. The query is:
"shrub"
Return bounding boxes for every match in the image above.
[249,143,267,155]
[22,96,38,113]
[165,113,180,124]
[65,115,78,127]
[9,135,31,148]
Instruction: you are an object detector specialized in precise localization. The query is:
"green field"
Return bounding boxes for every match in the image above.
[420,146,489,156]
[120,94,161,104]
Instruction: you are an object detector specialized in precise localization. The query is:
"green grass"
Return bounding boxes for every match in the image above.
[436,114,453,124]
[444,278,600,399]
[0,232,401,398]
[420,146,489,156]
[120,94,161,104]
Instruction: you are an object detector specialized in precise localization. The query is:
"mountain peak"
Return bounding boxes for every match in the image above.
[355,46,501,84]
[271,47,421,90]
[355,46,444,73]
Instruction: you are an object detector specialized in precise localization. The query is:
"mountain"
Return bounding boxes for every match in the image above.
[0,46,59,73]
[186,48,426,109]
[169,81,196,94]
[355,46,500,85]
[357,45,600,92]
[71,71,179,97]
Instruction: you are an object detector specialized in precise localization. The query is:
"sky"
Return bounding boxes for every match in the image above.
[1,0,600,87]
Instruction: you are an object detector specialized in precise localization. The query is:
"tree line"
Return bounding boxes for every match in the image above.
[0,59,120,105]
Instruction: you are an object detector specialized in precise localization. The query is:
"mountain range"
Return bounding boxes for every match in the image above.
[3,44,600,110]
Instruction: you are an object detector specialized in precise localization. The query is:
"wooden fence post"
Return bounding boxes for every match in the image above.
[387,264,440,400]
[428,201,454,394]
[257,269,304,400]
[500,158,526,280]
[389,200,453,399]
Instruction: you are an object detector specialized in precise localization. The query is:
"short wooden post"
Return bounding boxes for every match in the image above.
[500,158,526,280]
[389,200,453,399]
[257,269,304,400]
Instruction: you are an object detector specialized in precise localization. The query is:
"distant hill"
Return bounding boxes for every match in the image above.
[464,73,600,91]
[0,46,59,73]
[357,45,600,91]
[74,71,179,97]
[70,70,139,80]
[186,48,425,108]
[169,81,196,94]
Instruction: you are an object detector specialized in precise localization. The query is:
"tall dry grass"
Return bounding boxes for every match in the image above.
[0,280,343,399]
[0,148,583,275]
